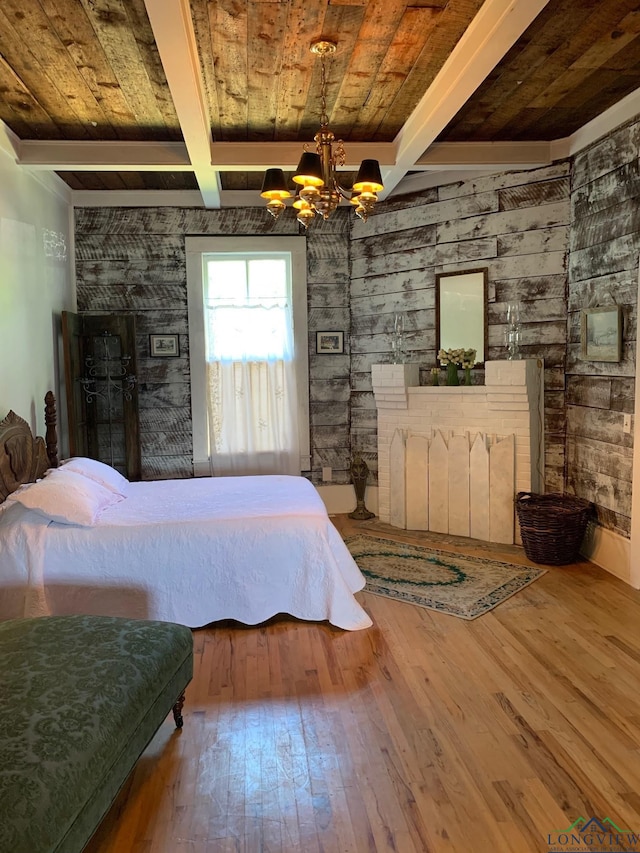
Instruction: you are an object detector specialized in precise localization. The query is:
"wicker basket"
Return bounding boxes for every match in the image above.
[516,492,593,565]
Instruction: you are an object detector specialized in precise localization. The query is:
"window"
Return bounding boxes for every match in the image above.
[187,237,309,476]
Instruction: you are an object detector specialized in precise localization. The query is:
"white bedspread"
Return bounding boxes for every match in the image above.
[0,475,372,630]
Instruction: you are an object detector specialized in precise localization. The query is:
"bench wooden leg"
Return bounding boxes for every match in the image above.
[172,692,185,729]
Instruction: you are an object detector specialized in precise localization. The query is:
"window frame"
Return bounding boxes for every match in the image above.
[186,236,310,475]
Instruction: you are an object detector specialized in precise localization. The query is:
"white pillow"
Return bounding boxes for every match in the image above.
[7,469,123,526]
[58,457,129,496]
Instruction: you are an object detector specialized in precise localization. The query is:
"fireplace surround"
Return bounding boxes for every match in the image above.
[372,360,544,544]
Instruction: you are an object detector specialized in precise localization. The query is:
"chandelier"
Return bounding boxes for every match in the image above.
[260,40,384,228]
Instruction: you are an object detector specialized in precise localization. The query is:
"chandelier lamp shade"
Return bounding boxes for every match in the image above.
[260,41,384,228]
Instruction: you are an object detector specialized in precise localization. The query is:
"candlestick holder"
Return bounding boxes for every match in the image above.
[348,453,375,520]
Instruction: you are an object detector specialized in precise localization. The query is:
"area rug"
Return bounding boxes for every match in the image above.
[345,534,546,620]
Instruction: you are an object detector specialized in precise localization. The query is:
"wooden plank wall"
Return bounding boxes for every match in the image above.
[74,207,352,483]
[567,116,640,537]
[74,126,639,538]
[349,163,571,489]
[307,210,352,484]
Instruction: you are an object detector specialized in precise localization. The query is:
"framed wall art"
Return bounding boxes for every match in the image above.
[149,334,180,358]
[316,331,344,354]
[580,306,622,362]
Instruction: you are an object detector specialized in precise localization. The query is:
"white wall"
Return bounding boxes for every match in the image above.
[0,124,75,440]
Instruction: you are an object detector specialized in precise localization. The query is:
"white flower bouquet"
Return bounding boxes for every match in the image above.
[438,347,465,366]
[461,348,477,369]
[438,347,477,386]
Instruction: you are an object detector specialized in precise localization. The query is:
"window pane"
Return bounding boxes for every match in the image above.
[247,259,288,303]
[207,305,289,360]
[206,259,247,303]
[204,253,292,361]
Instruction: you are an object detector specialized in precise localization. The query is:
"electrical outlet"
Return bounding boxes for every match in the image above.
[623,414,632,434]
[322,466,332,482]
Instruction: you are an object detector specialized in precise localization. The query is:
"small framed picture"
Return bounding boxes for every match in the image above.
[149,334,180,358]
[316,331,344,354]
[580,306,622,362]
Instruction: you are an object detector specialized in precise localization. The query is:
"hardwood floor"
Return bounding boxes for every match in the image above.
[86,517,640,852]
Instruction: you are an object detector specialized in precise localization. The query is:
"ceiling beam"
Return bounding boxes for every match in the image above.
[415,141,553,170]
[550,83,640,161]
[71,189,357,208]
[381,0,554,197]
[143,0,220,207]
[0,119,20,163]
[0,121,71,202]
[16,138,551,173]
[72,190,205,208]
[210,141,397,171]
[19,140,192,170]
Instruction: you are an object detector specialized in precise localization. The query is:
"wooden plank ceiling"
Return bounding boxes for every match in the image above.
[0,0,639,202]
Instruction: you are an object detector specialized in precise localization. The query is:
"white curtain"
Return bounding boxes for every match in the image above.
[205,303,300,476]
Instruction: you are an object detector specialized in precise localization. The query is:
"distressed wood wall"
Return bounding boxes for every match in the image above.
[350,163,571,490]
[74,123,639,538]
[74,207,352,483]
[567,117,640,537]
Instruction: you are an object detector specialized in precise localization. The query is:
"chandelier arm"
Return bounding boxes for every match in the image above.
[334,181,352,200]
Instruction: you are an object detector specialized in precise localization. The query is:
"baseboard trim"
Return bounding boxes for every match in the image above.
[580,524,632,586]
[316,484,379,517]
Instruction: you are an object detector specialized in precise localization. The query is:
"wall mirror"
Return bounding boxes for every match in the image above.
[436,268,488,364]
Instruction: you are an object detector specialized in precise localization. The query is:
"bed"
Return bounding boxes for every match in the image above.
[0,395,371,631]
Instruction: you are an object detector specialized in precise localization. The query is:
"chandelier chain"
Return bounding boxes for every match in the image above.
[320,52,329,126]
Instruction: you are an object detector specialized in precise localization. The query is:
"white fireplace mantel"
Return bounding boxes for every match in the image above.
[372,360,544,543]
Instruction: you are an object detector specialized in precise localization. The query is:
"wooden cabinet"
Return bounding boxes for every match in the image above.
[62,312,141,480]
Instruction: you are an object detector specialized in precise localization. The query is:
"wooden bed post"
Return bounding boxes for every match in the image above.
[45,391,59,468]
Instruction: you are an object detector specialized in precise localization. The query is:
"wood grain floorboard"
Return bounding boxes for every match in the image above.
[84,516,640,852]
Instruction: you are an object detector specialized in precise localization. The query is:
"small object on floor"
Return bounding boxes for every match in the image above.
[516,491,593,565]
[345,534,546,619]
[348,452,375,520]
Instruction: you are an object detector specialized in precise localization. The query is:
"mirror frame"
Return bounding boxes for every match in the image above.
[435,267,488,366]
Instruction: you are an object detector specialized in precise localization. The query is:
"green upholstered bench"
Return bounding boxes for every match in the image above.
[0,615,193,853]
